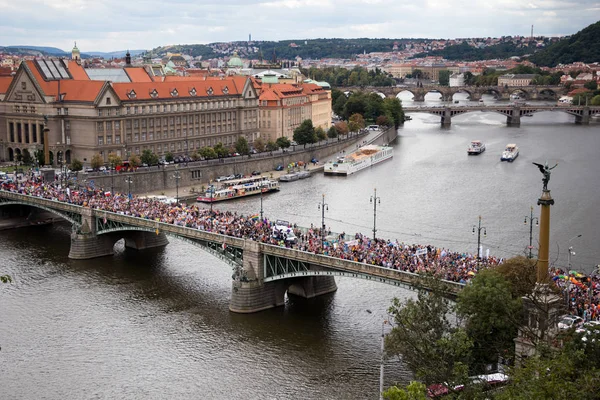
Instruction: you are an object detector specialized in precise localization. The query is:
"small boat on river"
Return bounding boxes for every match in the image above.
[500,143,519,162]
[467,140,486,155]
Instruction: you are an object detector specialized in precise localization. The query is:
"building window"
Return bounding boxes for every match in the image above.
[126,107,131,115]
[106,136,112,145]
[97,122,104,132]
[21,82,26,90]
[115,135,121,144]
[106,97,111,105]
[106,121,112,131]
[115,121,120,131]
[134,120,139,128]
[134,133,139,142]
[98,136,104,145]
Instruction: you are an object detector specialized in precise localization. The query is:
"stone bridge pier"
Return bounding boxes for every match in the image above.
[229,242,338,313]
[68,208,169,259]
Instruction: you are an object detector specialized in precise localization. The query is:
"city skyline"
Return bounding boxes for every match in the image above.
[1,0,599,53]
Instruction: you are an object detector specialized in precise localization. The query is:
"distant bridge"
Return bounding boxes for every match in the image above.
[0,190,464,313]
[403,104,600,126]
[343,85,568,102]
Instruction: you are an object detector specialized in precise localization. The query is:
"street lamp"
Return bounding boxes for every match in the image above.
[124,177,133,212]
[209,180,214,215]
[370,188,381,240]
[259,181,266,221]
[172,168,181,205]
[524,206,539,259]
[317,194,329,251]
[472,215,487,260]
[567,234,582,271]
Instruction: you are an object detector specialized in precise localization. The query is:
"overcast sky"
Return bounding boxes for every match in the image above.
[1,0,598,52]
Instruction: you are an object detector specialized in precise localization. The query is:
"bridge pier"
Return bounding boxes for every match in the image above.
[69,232,117,259]
[413,93,425,102]
[575,107,591,125]
[287,276,338,299]
[507,108,521,127]
[441,108,452,127]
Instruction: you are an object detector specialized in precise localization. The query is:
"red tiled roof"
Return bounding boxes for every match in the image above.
[0,67,14,77]
[124,67,153,83]
[0,76,13,94]
[67,61,89,80]
[111,78,244,101]
[24,61,103,102]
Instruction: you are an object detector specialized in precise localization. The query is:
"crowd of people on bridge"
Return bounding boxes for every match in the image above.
[1,176,598,319]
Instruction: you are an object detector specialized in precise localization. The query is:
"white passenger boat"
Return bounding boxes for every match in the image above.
[197,176,279,203]
[467,140,486,155]
[280,173,300,182]
[500,143,519,162]
[324,145,393,176]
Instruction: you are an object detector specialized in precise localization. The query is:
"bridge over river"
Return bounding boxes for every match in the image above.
[0,190,464,313]
[403,104,600,126]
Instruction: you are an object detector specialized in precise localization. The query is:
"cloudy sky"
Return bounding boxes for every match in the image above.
[1,0,598,52]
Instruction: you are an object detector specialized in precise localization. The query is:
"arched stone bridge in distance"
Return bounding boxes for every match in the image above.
[0,190,464,313]
[343,85,568,102]
[402,104,600,126]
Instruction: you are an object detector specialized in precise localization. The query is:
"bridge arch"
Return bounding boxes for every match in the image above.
[396,89,415,99]
[480,88,502,98]
[451,89,474,100]
[95,224,243,268]
[0,199,82,227]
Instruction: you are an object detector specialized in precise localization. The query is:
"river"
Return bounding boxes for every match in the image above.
[1,97,599,399]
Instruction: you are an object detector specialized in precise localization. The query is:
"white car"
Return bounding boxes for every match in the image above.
[558,315,584,330]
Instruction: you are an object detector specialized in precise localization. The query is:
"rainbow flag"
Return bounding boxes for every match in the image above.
[249,214,260,221]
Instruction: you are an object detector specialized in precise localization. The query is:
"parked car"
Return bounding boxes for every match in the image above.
[215,176,228,182]
[234,173,243,179]
[251,170,261,176]
[275,164,284,171]
[558,315,584,330]
[226,174,235,180]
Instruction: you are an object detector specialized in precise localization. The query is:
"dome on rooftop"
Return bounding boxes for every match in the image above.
[227,51,243,68]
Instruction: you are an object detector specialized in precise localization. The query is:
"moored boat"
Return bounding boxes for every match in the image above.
[196,176,279,203]
[467,140,486,155]
[324,144,393,176]
[280,173,300,182]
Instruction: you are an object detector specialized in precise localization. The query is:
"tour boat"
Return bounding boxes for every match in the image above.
[196,176,280,203]
[500,144,519,162]
[324,144,393,176]
[467,140,486,155]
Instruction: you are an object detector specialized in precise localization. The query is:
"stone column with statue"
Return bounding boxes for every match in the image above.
[514,161,563,361]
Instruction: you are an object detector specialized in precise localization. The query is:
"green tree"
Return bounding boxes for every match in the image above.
[386,275,473,388]
[412,69,423,80]
[91,153,103,170]
[34,150,45,166]
[129,154,141,168]
[463,71,475,86]
[276,136,291,150]
[376,115,391,127]
[334,121,349,136]
[253,137,266,153]
[348,113,365,133]
[591,95,600,106]
[382,97,405,128]
[199,146,217,159]
[584,80,598,91]
[438,70,451,86]
[0,275,12,283]
[266,140,279,152]
[165,152,174,163]
[140,149,159,166]
[22,150,33,165]
[327,126,338,139]
[456,268,523,372]
[343,94,367,120]
[383,382,427,400]
[293,119,317,147]
[365,93,384,122]
[107,152,123,170]
[235,136,250,155]
[70,158,83,172]
[333,94,347,117]
[315,126,327,141]
[213,142,229,158]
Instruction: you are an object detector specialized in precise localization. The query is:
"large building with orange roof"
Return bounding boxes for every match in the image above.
[257,82,331,142]
[0,58,259,166]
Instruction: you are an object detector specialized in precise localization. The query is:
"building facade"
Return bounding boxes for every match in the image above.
[498,74,536,87]
[0,59,259,165]
[257,83,331,142]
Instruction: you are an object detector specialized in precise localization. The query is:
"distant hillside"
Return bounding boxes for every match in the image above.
[412,41,530,61]
[0,46,146,59]
[529,21,600,67]
[0,45,68,56]
[149,38,424,60]
[84,49,146,58]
